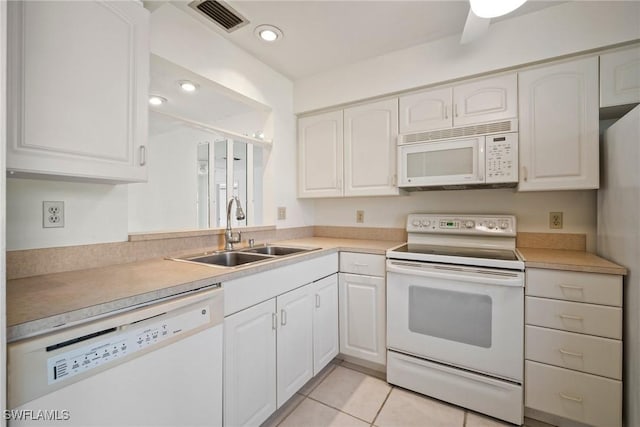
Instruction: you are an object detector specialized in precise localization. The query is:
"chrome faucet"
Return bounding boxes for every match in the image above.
[224,196,245,250]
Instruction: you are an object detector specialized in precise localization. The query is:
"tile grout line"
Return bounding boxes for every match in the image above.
[371,385,394,426]
[306,394,376,425]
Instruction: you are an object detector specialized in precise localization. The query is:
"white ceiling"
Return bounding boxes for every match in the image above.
[168,0,565,80]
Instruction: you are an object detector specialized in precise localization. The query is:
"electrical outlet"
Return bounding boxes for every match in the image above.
[43,201,65,228]
[356,210,365,223]
[549,212,563,229]
[277,207,286,221]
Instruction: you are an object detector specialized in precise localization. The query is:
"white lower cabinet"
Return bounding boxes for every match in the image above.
[312,275,339,375]
[524,268,623,427]
[224,299,277,427]
[276,285,314,408]
[223,269,339,427]
[338,271,386,365]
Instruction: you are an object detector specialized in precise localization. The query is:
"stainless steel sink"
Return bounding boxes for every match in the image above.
[185,251,272,267]
[240,245,314,256]
[171,245,320,268]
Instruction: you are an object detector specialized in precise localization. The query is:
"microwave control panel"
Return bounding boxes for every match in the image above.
[485,133,518,183]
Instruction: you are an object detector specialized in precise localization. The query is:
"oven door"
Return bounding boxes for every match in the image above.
[398,137,485,187]
[387,260,523,382]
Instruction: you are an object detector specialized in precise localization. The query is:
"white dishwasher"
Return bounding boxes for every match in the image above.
[7,286,223,427]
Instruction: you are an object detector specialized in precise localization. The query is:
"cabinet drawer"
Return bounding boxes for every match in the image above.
[525,361,621,427]
[339,252,385,277]
[525,325,622,380]
[525,297,621,339]
[526,268,622,306]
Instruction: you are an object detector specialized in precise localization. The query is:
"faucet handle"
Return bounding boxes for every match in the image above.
[249,238,255,248]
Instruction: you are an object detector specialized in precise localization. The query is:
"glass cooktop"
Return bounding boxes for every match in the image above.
[390,243,519,261]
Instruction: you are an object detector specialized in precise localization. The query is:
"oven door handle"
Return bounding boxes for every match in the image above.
[387,260,523,287]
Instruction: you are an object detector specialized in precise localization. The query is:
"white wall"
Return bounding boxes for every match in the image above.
[6,179,128,251]
[314,189,598,251]
[150,4,313,228]
[128,126,210,233]
[294,1,640,112]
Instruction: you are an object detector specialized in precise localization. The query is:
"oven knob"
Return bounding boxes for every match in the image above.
[488,221,496,229]
[423,220,431,227]
[500,222,509,230]
[464,220,474,229]
[412,220,420,227]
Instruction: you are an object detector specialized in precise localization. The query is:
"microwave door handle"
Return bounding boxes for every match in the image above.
[387,261,523,287]
[478,141,485,181]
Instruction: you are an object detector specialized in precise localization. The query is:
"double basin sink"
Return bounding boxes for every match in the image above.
[173,245,320,268]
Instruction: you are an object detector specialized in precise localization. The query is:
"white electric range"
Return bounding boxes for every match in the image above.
[386,214,525,425]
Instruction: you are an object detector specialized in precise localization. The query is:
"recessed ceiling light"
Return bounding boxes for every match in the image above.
[255,25,283,42]
[178,80,199,92]
[149,95,167,106]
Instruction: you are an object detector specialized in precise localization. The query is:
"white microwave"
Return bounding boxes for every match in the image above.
[398,132,518,189]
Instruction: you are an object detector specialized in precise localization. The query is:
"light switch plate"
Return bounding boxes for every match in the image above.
[277,207,286,221]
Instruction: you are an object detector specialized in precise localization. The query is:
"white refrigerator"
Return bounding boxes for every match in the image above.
[597,104,640,427]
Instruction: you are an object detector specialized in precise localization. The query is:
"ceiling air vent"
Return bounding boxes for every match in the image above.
[188,0,249,33]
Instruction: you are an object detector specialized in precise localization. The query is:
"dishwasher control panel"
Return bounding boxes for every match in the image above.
[46,303,211,385]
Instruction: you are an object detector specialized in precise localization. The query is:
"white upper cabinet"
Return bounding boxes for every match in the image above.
[453,74,518,127]
[344,98,399,196]
[399,73,517,134]
[298,110,344,198]
[298,99,401,198]
[6,1,149,183]
[518,57,599,191]
[600,46,640,108]
[399,87,452,133]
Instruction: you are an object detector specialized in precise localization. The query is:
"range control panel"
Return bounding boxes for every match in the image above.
[485,133,518,184]
[407,214,516,236]
[46,304,211,385]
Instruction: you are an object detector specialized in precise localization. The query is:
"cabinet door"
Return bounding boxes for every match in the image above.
[298,110,343,198]
[399,87,452,133]
[6,1,149,183]
[312,274,339,375]
[518,57,599,191]
[224,299,277,427]
[338,273,386,365]
[344,98,400,196]
[276,285,313,408]
[453,73,517,127]
[600,46,640,108]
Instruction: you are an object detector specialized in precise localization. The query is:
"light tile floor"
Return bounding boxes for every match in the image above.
[261,359,555,427]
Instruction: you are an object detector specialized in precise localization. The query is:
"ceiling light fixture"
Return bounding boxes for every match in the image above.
[148,95,167,106]
[178,80,199,92]
[469,0,528,18]
[255,25,283,42]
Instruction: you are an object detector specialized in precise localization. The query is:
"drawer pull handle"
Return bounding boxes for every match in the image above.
[272,313,277,330]
[559,314,583,321]
[281,309,287,326]
[353,263,369,267]
[559,348,584,358]
[559,284,584,291]
[315,294,321,308]
[559,392,583,403]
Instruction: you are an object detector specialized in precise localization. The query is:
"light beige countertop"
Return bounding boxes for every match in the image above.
[7,238,401,342]
[517,247,627,275]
